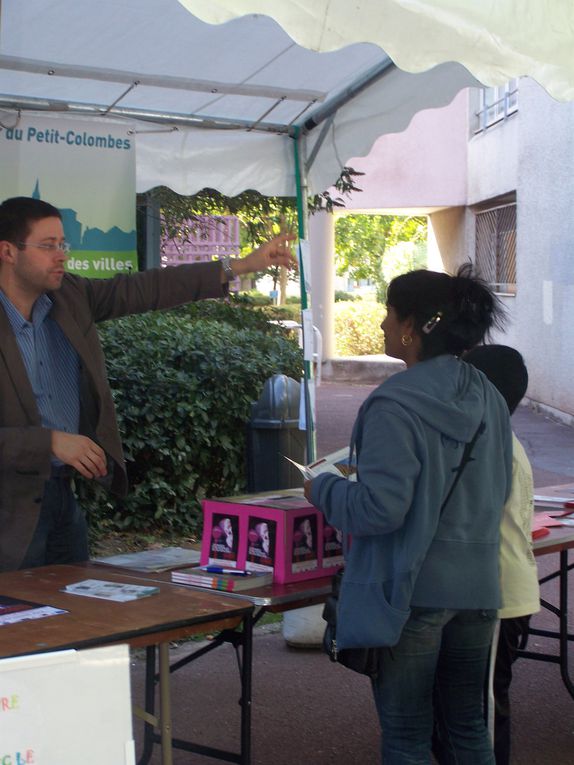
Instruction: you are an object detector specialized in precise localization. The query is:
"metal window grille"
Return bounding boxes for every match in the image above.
[475,204,516,294]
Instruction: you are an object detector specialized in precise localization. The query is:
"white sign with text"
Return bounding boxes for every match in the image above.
[0,645,135,764]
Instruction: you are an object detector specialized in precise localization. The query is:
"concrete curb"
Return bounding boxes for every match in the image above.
[321,355,405,385]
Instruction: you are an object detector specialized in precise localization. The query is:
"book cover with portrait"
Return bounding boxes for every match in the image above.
[208,513,239,564]
[322,524,344,567]
[291,514,318,573]
[246,516,276,573]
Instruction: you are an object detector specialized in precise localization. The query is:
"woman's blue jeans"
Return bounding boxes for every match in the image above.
[372,607,496,764]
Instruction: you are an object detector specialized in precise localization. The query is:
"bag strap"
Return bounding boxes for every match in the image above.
[342,420,485,556]
[440,421,486,514]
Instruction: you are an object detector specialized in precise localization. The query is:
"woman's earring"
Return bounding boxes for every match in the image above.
[401,334,413,347]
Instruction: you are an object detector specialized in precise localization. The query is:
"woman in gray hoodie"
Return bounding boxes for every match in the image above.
[307,266,512,764]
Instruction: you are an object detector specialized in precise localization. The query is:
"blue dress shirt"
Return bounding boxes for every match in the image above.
[0,290,80,434]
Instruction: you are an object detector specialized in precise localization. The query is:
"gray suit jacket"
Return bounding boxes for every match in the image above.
[0,262,225,570]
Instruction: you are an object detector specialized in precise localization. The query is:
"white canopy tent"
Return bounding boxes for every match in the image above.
[5,0,574,201]
[1,0,573,456]
[182,1,574,98]
[2,0,572,196]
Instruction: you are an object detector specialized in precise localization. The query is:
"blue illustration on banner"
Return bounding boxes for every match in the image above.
[29,180,137,276]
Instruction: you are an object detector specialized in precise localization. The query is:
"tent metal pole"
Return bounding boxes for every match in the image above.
[303,57,395,133]
[0,96,292,134]
[305,114,335,172]
[0,54,326,104]
[293,128,316,463]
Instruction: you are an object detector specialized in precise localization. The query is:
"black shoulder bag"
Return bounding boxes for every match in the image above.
[322,422,485,678]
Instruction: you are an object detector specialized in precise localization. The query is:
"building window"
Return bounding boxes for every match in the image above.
[475,79,518,132]
[475,203,516,295]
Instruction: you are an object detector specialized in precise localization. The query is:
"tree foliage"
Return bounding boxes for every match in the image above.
[335,214,427,300]
[143,174,430,309]
[309,167,364,213]
[147,167,364,290]
[154,187,296,252]
[152,166,364,244]
[144,174,427,303]
[150,186,297,292]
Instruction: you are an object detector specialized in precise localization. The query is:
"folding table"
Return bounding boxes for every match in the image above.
[0,564,254,765]
[525,483,574,700]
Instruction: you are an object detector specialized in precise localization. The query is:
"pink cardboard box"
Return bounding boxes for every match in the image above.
[200,492,344,583]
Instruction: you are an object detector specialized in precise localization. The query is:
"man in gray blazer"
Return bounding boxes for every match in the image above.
[0,196,295,571]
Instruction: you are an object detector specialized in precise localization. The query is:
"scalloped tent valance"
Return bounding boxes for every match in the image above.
[180,0,574,101]
[1,0,572,197]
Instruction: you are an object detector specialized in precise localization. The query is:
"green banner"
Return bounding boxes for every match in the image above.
[0,114,137,277]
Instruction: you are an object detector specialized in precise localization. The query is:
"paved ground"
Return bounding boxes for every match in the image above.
[132,379,574,764]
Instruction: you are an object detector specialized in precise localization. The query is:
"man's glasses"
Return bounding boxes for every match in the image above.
[16,241,72,254]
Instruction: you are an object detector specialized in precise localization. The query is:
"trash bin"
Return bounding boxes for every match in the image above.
[246,374,306,492]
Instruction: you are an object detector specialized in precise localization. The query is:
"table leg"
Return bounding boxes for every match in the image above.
[137,646,157,765]
[522,548,574,701]
[558,550,574,698]
[159,642,174,765]
[240,612,253,765]
[137,614,254,763]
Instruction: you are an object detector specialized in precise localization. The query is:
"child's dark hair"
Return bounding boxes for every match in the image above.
[463,345,528,415]
[0,197,62,245]
[386,264,505,360]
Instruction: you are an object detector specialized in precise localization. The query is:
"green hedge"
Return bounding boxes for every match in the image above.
[334,300,386,356]
[334,290,359,302]
[77,299,303,538]
[263,303,302,322]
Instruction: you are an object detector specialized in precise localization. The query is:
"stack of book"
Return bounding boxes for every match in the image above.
[171,566,273,592]
[93,546,201,572]
[63,579,160,602]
